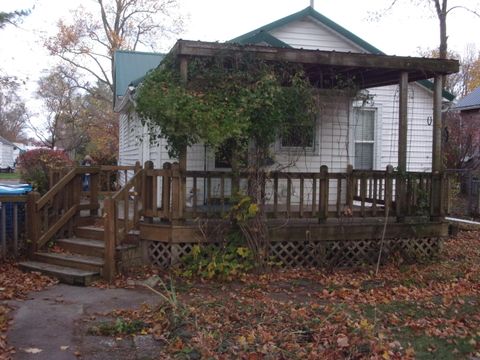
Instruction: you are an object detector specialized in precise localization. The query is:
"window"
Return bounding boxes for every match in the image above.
[354,108,376,170]
[280,122,315,150]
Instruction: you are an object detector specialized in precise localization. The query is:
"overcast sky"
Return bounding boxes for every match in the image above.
[1,0,479,126]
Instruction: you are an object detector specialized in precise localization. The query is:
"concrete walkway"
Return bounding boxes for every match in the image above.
[7,284,162,360]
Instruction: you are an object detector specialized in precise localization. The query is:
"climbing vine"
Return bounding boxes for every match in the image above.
[135,51,318,160]
[136,49,319,271]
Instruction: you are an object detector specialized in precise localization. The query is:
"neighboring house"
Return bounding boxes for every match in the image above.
[455,86,480,114]
[0,136,15,171]
[115,6,454,181]
[452,86,480,169]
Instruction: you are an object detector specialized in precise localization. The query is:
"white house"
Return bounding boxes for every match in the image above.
[113,6,455,205]
[0,136,15,171]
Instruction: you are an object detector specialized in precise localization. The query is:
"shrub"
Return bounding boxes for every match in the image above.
[180,231,254,280]
[17,149,72,194]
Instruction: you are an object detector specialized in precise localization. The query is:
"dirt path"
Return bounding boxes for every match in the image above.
[7,284,161,360]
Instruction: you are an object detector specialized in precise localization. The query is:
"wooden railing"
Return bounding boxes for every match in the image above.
[142,162,446,223]
[49,164,140,197]
[0,195,28,260]
[103,164,143,281]
[27,167,101,252]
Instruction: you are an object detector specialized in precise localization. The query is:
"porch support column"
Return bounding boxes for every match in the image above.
[396,71,408,222]
[177,56,188,222]
[431,75,444,221]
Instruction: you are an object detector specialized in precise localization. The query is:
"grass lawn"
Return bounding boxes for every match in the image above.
[95,231,480,359]
[0,173,20,180]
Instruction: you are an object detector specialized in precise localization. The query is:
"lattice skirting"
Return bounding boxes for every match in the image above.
[147,237,442,268]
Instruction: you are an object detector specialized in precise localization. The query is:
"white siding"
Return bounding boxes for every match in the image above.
[118,112,142,168]
[270,16,365,53]
[368,83,434,172]
[0,144,14,169]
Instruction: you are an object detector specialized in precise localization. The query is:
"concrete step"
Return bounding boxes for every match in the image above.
[75,226,104,241]
[56,238,105,257]
[33,252,104,273]
[18,261,100,286]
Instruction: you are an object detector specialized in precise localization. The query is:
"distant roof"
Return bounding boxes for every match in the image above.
[231,6,455,101]
[113,50,164,99]
[455,86,480,111]
[0,136,15,147]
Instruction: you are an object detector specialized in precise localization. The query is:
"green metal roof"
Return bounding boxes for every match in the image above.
[229,30,292,48]
[113,50,164,98]
[231,6,455,101]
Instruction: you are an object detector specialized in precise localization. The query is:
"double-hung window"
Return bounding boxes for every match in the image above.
[353,108,376,170]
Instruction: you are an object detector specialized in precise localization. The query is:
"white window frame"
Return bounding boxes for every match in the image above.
[350,105,381,170]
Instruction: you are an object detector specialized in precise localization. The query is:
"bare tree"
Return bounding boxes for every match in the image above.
[45,0,183,96]
[373,0,480,60]
[34,67,88,155]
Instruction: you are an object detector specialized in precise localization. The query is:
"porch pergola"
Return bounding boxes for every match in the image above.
[168,40,459,221]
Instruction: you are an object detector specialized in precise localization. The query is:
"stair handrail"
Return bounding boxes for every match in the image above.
[103,164,143,281]
[28,167,101,252]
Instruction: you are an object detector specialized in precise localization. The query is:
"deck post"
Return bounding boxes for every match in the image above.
[431,75,443,221]
[397,71,408,222]
[161,162,172,221]
[143,161,154,223]
[89,168,99,217]
[319,165,329,223]
[103,197,116,282]
[26,192,41,256]
[179,56,188,223]
[171,162,185,224]
[345,164,354,213]
[385,165,394,216]
[133,161,142,224]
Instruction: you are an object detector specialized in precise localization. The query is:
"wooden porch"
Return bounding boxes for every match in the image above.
[11,162,450,283]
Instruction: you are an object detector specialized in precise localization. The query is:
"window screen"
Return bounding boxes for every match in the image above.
[354,108,376,170]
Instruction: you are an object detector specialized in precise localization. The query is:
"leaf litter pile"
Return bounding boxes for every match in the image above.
[97,231,480,359]
[0,263,57,359]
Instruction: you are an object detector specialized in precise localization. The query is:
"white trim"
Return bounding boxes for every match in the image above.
[276,116,318,156]
[351,104,382,170]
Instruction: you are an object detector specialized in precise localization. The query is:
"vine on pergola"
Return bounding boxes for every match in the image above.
[135,52,318,164]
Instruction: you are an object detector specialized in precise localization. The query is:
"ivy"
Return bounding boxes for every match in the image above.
[135,51,317,160]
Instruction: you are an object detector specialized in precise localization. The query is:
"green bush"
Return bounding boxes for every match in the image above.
[181,232,254,280]
[17,149,72,194]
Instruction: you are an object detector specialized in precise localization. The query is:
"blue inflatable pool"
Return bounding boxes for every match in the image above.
[0,184,32,195]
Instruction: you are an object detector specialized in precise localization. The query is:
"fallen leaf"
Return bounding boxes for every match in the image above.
[337,335,349,348]
[22,347,42,354]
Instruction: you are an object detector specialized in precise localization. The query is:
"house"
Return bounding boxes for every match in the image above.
[115,7,455,177]
[0,135,15,171]
[106,6,457,270]
[455,86,480,114]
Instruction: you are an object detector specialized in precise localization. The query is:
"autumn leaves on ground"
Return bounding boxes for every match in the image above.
[103,231,480,359]
[2,231,480,359]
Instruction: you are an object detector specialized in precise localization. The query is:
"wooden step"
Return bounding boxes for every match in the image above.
[75,226,104,241]
[56,238,105,257]
[75,216,101,227]
[18,261,100,286]
[33,252,104,273]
